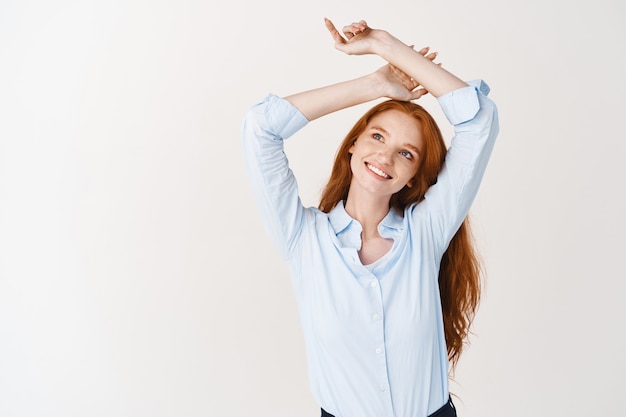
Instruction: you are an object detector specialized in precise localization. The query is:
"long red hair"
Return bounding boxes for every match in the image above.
[319,100,481,368]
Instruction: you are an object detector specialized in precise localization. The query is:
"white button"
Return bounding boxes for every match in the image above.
[375,348,382,354]
[379,384,386,392]
[370,281,377,288]
[372,313,380,320]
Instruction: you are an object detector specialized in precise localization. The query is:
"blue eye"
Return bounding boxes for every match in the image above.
[400,150,413,159]
[373,133,383,141]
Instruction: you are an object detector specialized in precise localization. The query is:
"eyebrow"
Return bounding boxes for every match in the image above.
[404,143,422,156]
[370,126,422,156]
[371,125,390,136]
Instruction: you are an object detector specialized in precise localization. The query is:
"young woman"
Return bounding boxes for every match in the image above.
[242,18,499,417]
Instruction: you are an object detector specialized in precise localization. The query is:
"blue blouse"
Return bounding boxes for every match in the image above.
[242,81,499,417]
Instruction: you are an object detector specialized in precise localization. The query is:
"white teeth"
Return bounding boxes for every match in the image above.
[367,163,390,179]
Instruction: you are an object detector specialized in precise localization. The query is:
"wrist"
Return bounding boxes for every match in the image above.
[371,29,399,57]
[364,71,389,100]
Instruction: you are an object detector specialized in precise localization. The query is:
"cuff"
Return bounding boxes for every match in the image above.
[438,80,490,126]
[262,94,309,140]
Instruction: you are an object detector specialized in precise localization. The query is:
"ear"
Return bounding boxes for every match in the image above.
[406,180,413,188]
[348,142,355,154]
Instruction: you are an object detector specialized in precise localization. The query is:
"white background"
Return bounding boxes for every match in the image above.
[1,0,625,416]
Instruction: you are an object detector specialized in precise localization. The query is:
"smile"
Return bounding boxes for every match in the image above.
[366,163,391,179]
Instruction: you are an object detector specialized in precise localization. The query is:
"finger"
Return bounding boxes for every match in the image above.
[342,20,369,38]
[417,46,430,56]
[425,52,438,62]
[342,25,360,38]
[390,64,418,90]
[351,20,368,33]
[324,18,346,44]
[342,22,360,38]
[410,88,429,100]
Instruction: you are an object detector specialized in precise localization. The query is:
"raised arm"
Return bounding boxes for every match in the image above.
[285,24,438,121]
[323,19,499,247]
[243,20,435,259]
[324,18,467,98]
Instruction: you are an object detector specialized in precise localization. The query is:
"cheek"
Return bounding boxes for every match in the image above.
[403,164,420,186]
[349,154,360,174]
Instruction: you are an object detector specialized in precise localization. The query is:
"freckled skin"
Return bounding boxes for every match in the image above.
[348,109,423,200]
[284,18,467,266]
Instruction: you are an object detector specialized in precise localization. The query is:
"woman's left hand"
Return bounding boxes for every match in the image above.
[324,18,384,56]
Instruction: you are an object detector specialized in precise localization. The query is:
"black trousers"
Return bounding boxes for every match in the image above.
[321,396,457,417]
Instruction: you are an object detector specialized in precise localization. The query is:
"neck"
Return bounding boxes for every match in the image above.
[344,189,391,239]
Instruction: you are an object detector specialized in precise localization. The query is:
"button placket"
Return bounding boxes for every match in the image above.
[367,276,390,406]
[369,278,382,322]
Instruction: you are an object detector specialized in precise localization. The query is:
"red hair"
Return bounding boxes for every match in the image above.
[319,100,481,368]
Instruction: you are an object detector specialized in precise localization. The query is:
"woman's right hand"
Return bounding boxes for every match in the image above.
[372,61,428,101]
[372,46,439,101]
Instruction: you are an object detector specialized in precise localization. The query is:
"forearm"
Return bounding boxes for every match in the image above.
[373,31,467,98]
[285,73,382,121]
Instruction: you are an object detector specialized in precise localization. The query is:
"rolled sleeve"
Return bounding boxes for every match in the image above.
[260,94,310,140]
[438,80,491,126]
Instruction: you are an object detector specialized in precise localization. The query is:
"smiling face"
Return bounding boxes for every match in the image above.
[348,109,424,200]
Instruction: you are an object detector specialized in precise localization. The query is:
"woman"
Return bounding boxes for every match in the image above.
[242,18,499,417]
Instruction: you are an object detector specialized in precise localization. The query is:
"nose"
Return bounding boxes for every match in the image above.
[377,149,394,165]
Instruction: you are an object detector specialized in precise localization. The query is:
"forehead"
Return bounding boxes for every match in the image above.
[366,109,423,146]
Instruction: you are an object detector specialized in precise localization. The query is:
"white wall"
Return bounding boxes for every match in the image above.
[1,1,624,416]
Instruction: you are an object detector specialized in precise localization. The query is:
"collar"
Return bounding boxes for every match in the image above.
[328,201,405,250]
[379,206,404,233]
